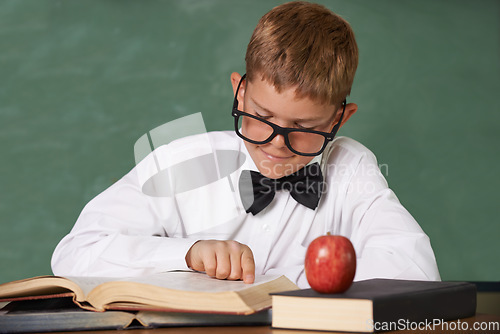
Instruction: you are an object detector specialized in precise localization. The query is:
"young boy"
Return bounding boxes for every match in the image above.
[51,1,440,288]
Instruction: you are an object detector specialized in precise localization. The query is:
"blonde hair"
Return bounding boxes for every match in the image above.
[245,1,358,107]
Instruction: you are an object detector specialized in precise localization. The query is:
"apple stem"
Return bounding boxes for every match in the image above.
[327,232,331,236]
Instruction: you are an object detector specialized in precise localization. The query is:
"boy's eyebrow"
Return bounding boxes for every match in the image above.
[250,97,324,123]
[250,97,274,115]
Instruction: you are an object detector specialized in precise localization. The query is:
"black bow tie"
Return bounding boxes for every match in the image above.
[238,163,324,215]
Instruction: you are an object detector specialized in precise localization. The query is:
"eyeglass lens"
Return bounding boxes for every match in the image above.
[237,115,326,155]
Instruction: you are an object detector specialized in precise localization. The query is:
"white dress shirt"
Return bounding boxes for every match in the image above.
[51,131,440,288]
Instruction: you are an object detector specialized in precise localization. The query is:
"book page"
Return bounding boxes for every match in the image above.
[117,271,282,293]
[63,277,123,297]
[66,271,282,296]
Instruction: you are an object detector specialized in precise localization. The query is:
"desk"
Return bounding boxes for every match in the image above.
[33,314,499,334]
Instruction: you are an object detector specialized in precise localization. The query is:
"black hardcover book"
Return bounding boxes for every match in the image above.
[0,297,271,333]
[272,279,476,332]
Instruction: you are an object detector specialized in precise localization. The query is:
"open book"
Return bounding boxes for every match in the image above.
[0,271,298,315]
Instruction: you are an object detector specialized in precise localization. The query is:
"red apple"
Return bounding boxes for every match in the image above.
[304,234,356,294]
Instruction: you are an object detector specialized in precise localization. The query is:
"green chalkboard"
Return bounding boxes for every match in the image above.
[0,0,499,284]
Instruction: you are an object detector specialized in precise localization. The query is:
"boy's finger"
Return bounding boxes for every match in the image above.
[214,247,231,280]
[227,243,243,280]
[202,251,217,278]
[241,247,255,284]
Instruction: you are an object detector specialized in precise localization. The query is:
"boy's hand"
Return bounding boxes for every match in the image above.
[185,240,255,284]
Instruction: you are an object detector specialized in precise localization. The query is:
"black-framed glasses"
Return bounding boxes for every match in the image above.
[232,74,346,156]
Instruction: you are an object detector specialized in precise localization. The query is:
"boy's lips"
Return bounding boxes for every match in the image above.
[259,148,294,161]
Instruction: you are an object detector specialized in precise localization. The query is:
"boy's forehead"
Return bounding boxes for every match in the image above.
[246,76,333,110]
[245,76,337,121]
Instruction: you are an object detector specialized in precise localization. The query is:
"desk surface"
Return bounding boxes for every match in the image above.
[33,314,500,334]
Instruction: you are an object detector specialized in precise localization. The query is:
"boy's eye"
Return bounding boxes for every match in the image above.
[254,111,317,130]
[296,123,312,130]
[255,111,271,120]
[295,122,316,130]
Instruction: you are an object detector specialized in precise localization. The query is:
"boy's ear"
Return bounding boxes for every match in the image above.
[230,72,246,109]
[335,103,358,128]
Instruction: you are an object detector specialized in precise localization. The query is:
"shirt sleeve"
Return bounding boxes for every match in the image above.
[339,147,441,282]
[51,166,199,277]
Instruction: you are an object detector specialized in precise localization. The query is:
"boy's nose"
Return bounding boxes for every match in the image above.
[269,133,287,149]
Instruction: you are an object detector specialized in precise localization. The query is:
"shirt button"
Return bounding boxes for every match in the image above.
[262,224,271,232]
